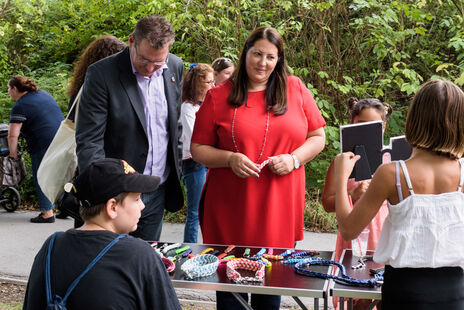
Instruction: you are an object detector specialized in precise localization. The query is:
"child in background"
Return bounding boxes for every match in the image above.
[322,97,392,310]
[211,57,234,85]
[181,63,215,243]
[335,80,464,308]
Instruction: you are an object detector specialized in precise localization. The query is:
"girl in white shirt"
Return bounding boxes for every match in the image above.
[180,63,214,243]
[334,79,464,309]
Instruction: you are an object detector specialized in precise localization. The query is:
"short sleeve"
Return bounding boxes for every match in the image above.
[191,91,218,146]
[9,102,26,123]
[296,78,326,131]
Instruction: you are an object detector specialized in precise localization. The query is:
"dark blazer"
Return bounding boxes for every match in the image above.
[76,47,184,211]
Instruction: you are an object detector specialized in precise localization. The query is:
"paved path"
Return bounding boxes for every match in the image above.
[0,209,337,308]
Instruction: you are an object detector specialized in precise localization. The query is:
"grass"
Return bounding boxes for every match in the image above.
[0,303,22,310]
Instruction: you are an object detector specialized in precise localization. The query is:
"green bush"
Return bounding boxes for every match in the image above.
[2,0,464,230]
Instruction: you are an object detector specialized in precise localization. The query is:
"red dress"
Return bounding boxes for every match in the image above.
[192,76,326,248]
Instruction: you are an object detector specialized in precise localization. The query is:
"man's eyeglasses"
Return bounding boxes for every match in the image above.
[134,44,169,66]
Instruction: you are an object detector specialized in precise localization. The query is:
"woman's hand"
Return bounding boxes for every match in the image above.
[229,153,260,178]
[334,152,360,181]
[267,154,294,176]
[349,180,371,202]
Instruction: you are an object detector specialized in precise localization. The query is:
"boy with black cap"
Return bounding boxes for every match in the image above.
[23,158,181,310]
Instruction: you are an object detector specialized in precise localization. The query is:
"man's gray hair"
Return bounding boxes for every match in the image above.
[133,15,175,49]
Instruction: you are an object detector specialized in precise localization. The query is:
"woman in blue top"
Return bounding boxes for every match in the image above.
[7,75,64,223]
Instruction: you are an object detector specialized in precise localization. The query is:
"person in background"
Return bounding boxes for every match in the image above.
[7,75,64,223]
[334,79,464,308]
[191,26,326,309]
[23,158,181,310]
[76,15,184,241]
[212,57,234,85]
[180,63,214,243]
[321,97,392,310]
[59,35,126,222]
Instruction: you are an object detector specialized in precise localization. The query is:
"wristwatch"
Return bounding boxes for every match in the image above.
[291,154,300,170]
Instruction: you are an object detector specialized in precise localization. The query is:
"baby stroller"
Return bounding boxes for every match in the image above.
[0,123,21,212]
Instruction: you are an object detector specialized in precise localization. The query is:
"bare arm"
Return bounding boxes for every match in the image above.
[268,126,326,175]
[7,123,22,159]
[334,152,392,240]
[322,158,371,213]
[190,143,260,178]
[321,159,336,212]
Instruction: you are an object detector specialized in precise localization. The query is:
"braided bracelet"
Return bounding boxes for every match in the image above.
[181,254,219,280]
[162,257,175,273]
[294,259,383,287]
[162,243,182,255]
[226,258,265,284]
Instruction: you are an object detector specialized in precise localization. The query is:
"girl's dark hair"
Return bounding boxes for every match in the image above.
[347,97,393,123]
[182,63,213,103]
[212,57,234,73]
[67,35,126,98]
[405,79,464,159]
[228,27,290,115]
[8,75,38,93]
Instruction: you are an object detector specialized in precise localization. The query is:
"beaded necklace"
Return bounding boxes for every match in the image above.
[294,259,384,287]
[231,106,270,164]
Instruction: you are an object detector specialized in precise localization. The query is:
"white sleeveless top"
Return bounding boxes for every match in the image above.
[374,159,464,269]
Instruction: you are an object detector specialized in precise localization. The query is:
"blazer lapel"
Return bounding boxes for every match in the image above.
[118,48,148,137]
[163,54,178,139]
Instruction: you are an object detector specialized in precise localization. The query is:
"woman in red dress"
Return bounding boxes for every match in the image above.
[191,26,326,310]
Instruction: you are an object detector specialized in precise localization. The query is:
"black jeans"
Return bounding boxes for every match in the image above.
[216,291,281,310]
[130,184,166,241]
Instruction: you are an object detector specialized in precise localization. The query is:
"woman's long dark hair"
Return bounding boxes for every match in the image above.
[228,27,289,115]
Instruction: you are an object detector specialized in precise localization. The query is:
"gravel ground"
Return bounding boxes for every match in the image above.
[0,282,24,309]
[0,282,215,310]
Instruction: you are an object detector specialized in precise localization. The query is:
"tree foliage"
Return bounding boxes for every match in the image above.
[1,0,464,209]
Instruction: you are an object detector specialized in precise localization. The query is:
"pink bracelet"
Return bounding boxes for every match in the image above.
[226,258,265,283]
[162,257,175,273]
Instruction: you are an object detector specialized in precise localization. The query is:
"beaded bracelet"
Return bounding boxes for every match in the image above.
[181,254,219,280]
[262,254,283,261]
[294,259,383,287]
[226,258,265,284]
[279,249,295,257]
[162,257,175,273]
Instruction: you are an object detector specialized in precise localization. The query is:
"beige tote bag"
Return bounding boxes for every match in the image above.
[37,87,82,203]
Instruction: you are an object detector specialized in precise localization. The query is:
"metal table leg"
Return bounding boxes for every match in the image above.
[231,292,253,310]
[366,300,380,310]
[314,297,319,309]
[324,295,328,310]
[292,296,309,310]
[348,298,353,310]
[340,297,345,310]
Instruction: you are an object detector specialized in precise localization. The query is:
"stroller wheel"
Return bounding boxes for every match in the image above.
[2,187,20,212]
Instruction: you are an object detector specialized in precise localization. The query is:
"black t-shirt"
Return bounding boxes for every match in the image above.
[23,229,181,310]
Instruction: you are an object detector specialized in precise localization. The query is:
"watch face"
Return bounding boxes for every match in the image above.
[292,154,300,169]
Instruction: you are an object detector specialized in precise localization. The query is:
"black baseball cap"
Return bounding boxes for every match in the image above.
[71,158,160,207]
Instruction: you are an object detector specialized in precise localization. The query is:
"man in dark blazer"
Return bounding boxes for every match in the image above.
[76,15,184,241]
